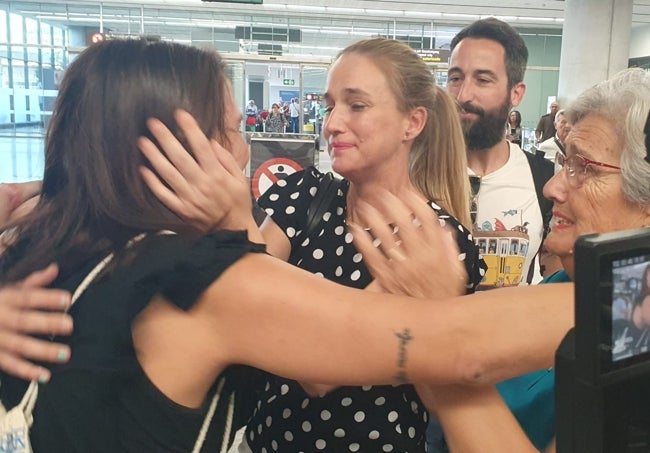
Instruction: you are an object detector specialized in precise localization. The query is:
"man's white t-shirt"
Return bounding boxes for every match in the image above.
[289,101,300,118]
[469,142,543,288]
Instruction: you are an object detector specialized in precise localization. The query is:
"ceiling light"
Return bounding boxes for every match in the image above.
[404,11,442,18]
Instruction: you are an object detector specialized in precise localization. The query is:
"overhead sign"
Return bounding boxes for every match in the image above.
[416,49,451,63]
[283,79,295,86]
[252,157,303,198]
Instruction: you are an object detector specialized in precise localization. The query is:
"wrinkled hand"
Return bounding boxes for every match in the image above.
[0,264,72,383]
[349,190,467,299]
[138,110,253,233]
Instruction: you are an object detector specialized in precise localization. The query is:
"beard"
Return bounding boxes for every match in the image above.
[459,98,512,151]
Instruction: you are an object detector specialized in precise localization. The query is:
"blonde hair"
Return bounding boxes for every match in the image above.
[336,38,471,228]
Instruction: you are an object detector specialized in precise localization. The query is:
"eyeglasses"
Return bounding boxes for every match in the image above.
[469,175,481,226]
[554,152,621,187]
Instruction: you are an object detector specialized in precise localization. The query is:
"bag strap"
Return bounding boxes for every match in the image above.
[191,377,235,453]
[303,172,342,239]
[522,150,554,283]
[522,150,554,239]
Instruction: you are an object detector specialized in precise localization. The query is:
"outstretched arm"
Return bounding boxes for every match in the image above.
[0,264,72,382]
[133,241,573,407]
[211,258,573,386]
[416,383,555,453]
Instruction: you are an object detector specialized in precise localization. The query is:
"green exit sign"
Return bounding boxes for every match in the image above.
[283,79,295,86]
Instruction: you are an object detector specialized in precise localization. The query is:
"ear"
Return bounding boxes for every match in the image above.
[509,81,526,108]
[403,106,428,141]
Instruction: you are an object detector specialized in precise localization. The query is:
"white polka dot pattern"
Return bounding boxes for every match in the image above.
[251,167,487,452]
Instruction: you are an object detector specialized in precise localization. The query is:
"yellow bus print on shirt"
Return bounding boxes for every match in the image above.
[474,230,529,289]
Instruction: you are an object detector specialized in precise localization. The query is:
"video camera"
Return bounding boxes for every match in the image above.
[556,227,650,452]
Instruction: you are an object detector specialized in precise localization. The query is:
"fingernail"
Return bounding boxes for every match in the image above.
[57,348,69,363]
[38,373,50,384]
[60,295,70,310]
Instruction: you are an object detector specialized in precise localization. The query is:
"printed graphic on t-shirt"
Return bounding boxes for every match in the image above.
[473,208,530,288]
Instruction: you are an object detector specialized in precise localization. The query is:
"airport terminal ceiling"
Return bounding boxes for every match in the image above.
[5,0,650,60]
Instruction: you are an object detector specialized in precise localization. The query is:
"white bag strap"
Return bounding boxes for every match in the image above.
[191,377,235,453]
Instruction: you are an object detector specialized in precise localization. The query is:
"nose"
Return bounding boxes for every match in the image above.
[452,81,473,105]
[542,167,568,205]
[323,107,344,140]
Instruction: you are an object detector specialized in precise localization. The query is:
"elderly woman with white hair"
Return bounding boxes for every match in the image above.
[406,67,650,453]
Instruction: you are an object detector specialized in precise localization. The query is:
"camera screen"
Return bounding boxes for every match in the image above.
[612,255,650,362]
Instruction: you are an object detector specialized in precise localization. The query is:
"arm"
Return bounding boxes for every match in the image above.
[416,383,555,453]
[213,258,573,385]
[259,215,291,260]
[0,264,73,382]
[134,247,574,411]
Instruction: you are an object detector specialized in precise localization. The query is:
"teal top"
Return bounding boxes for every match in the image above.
[495,269,571,451]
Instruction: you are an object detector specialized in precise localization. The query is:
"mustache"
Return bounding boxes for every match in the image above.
[457,101,484,116]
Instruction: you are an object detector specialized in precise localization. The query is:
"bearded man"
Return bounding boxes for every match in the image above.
[428,19,556,453]
[446,18,554,290]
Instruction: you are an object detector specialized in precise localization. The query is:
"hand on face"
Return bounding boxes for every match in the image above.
[349,190,467,299]
[138,110,254,234]
[0,264,72,383]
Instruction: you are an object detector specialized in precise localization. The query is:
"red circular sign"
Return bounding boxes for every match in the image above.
[252,157,303,199]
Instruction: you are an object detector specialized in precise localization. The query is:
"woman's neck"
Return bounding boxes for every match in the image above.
[345,177,423,225]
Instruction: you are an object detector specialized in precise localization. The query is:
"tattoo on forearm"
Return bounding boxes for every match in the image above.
[395,328,413,384]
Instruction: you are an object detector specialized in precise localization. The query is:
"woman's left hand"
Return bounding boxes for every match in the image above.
[138,110,254,233]
[349,190,467,299]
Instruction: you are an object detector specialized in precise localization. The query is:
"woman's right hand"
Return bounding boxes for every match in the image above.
[0,264,72,383]
[349,190,467,299]
[138,110,256,235]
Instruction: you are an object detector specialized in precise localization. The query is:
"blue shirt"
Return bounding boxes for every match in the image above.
[495,269,571,450]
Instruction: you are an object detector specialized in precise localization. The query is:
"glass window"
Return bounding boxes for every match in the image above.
[9,12,23,44]
[0,9,7,42]
[40,22,51,46]
[25,17,38,44]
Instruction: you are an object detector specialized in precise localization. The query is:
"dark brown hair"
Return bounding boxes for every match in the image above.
[1,38,230,282]
[451,17,528,90]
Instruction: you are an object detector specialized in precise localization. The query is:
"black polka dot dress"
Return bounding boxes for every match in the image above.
[250,167,486,452]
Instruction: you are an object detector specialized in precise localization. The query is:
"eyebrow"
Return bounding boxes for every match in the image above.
[565,141,591,159]
[473,69,498,79]
[447,67,498,79]
[323,87,370,101]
